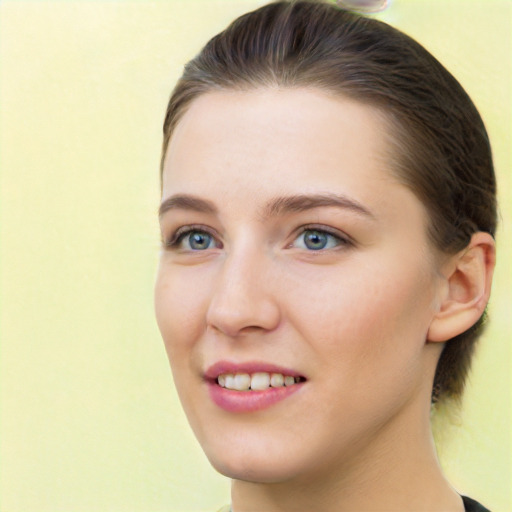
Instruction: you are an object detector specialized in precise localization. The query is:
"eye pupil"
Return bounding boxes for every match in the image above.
[304,230,328,250]
[189,232,211,250]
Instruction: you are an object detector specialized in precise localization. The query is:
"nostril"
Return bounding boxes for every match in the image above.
[239,325,267,335]
[206,295,281,337]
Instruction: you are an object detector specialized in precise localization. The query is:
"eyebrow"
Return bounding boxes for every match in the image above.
[159,194,218,217]
[261,193,375,220]
[158,193,375,220]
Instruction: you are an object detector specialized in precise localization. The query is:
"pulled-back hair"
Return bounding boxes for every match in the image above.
[161,0,497,402]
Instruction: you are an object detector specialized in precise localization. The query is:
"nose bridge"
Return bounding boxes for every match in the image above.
[206,236,280,336]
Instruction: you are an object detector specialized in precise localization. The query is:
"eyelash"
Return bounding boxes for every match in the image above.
[163,224,353,251]
[292,224,352,250]
[164,224,221,250]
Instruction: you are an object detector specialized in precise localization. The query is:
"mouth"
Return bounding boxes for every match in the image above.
[204,361,307,413]
[217,372,305,391]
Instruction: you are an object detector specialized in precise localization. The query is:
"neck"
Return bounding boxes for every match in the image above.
[230,396,463,512]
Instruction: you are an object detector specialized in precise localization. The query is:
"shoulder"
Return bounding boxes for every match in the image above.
[462,496,491,512]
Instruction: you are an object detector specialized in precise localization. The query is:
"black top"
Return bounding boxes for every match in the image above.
[462,496,491,512]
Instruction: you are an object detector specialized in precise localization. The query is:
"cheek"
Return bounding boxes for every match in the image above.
[154,262,210,358]
[287,254,435,378]
[154,264,214,426]
[347,272,431,345]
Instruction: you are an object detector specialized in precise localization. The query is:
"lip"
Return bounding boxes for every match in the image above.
[204,360,306,413]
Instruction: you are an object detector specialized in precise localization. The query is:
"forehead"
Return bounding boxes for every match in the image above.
[162,88,396,198]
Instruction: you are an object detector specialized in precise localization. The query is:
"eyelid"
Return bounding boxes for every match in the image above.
[163,224,222,249]
[291,224,354,247]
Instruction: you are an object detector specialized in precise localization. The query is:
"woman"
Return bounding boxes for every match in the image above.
[154,1,497,510]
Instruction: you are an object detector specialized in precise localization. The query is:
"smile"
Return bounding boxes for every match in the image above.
[205,362,306,413]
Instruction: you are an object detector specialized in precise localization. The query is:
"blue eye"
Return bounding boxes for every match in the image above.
[167,228,219,251]
[293,229,345,250]
[186,231,214,250]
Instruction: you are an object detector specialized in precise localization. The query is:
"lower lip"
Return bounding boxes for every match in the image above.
[207,381,304,413]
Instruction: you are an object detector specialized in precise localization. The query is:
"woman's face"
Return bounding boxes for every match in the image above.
[155,88,445,483]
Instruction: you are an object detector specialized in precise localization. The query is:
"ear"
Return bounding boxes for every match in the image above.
[427,232,496,343]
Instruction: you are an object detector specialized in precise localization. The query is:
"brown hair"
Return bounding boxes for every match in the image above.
[161,0,497,402]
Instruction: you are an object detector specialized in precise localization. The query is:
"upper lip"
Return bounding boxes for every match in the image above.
[204,360,306,381]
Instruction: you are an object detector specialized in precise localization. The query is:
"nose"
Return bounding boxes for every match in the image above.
[206,247,281,338]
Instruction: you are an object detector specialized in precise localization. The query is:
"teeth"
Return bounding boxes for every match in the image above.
[251,372,270,390]
[270,373,284,387]
[217,371,303,391]
[284,376,295,386]
[224,374,235,389]
[234,373,251,391]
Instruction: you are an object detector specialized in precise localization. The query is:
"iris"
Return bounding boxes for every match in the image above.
[303,230,329,250]
[188,231,213,250]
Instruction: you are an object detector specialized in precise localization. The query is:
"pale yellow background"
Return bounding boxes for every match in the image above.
[0,1,510,511]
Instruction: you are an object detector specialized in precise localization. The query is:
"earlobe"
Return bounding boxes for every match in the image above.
[427,232,496,343]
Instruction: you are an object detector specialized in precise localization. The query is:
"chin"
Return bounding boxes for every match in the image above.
[210,456,298,484]
[203,437,306,484]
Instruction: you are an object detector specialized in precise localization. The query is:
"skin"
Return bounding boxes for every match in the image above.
[155,88,493,511]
